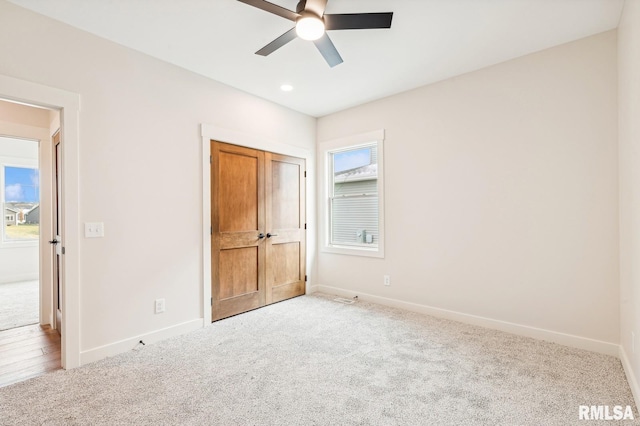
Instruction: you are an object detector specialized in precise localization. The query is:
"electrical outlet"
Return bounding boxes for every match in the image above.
[155,298,165,314]
[384,275,391,286]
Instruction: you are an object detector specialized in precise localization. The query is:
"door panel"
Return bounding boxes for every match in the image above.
[265,153,306,305]
[219,247,259,299]
[219,152,259,232]
[211,142,265,321]
[270,242,301,285]
[270,160,301,230]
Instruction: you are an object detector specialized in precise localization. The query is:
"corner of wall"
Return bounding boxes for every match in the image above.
[620,345,640,411]
[618,0,640,412]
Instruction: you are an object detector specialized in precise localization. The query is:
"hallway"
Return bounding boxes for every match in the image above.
[0,280,38,331]
[0,324,61,387]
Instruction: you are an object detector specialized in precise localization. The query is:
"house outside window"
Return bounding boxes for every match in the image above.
[320,130,385,258]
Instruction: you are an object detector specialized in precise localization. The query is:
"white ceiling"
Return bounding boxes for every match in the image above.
[8,0,624,117]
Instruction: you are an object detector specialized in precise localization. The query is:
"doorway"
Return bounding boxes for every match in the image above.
[210,141,306,320]
[0,73,81,369]
[0,99,62,386]
[0,136,40,331]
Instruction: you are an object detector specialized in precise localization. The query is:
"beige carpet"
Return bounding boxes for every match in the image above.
[0,280,38,331]
[0,293,637,425]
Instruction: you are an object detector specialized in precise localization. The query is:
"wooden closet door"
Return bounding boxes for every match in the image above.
[211,141,265,321]
[265,153,306,304]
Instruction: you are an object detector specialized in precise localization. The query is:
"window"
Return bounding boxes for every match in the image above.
[1,137,40,243]
[1,136,40,244]
[321,130,384,258]
[3,165,40,241]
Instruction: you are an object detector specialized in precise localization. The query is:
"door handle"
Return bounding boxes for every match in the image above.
[267,233,278,238]
[49,239,59,245]
[258,233,266,239]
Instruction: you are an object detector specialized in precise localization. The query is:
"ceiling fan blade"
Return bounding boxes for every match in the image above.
[303,0,328,16]
[313,33,343,68]
[256,28,298,56]
[237,0,299,21]
[324,12,393,30]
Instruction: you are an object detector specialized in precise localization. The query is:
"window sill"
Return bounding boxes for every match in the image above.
[322,244,384,258]
[0,240,39,249]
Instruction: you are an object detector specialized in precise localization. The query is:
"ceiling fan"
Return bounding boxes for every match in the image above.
[238,0,393,68]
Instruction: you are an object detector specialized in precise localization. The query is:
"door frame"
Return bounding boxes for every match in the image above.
[0,73,81,369]
[51,130,62,332]
[201,124,314,323]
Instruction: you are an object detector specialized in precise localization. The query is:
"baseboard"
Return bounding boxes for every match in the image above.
[620,346,640,410]
[79,318,204,365]
[316,285,619,357]
[307,284,320,294]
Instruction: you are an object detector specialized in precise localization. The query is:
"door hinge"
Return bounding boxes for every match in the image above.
[62,247,65,255]
[211,297,213,306]
[304,223,307,230]
[304,171,306,178]
[304,275,307,282]
[209,155,212,163]
[210,226,212,235]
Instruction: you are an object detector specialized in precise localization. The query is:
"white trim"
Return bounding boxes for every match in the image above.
[201,132,212,324]
[202,124,312,160]
[80,318,204,365]
[200,123,315,324]
[319,130,385,151]
[0,239,38,248]
[0,73,81,369]
[319,130,385,258]
[316,284,620,356]
[620,346,640,411]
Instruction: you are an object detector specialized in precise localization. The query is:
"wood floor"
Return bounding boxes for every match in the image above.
[0,324,61,388]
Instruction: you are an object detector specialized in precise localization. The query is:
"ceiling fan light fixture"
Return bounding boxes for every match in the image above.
[296,14,324,41]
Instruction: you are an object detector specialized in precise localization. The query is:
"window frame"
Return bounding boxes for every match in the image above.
[319,129,385,258]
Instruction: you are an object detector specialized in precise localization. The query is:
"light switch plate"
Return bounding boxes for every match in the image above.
[85,222,104,238]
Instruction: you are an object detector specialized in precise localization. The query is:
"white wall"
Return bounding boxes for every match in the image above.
[618,0,640,406]
[0,0,622,369]
[317,31,619,352]
[0,1,315,360]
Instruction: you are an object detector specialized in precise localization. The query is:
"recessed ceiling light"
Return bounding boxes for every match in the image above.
[280,84,294,92]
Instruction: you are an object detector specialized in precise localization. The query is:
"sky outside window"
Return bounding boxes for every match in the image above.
[4,166,39,202]
[333,147,371,173]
